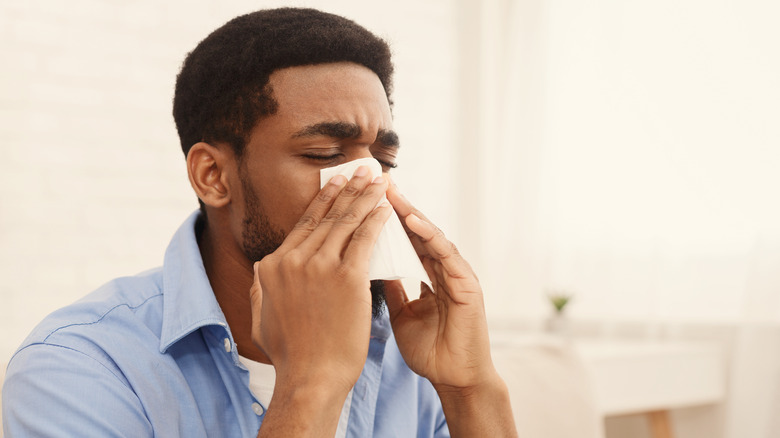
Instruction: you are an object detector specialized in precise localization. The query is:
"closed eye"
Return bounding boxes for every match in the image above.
[376,159,397,170]
[303,154,340,161]
[302,154,342,165]
[303,154,397,170]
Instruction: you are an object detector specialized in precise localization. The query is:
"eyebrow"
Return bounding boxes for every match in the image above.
[292,122,400,147]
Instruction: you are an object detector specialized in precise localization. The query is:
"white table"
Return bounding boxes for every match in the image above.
[577,340,725,438]
[491,333,725,438]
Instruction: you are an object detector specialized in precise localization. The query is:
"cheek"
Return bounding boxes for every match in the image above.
[257,162,322,233]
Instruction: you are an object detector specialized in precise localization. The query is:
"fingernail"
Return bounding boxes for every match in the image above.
[353,165,369,178]
[373,175,385,184]
[328,174,347,186]
[407,213,427,228]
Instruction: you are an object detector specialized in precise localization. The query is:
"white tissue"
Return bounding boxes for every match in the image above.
[320,158,432,290]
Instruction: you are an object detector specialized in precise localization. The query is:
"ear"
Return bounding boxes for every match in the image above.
[186,142,232,209]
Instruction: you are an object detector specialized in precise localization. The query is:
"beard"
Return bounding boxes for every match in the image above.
[240,174,386,319]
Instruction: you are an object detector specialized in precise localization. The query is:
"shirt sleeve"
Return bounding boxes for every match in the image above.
[3,343,153,437]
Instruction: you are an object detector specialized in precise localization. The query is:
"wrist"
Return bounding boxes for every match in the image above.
[434,372,518,438]
[274,367,355,407]
[433,369,507,403]
[261,374,352,436]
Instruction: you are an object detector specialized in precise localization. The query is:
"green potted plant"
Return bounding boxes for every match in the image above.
[545,290,573,334]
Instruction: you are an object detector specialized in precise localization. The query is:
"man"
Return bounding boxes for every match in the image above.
[3,8,517,437]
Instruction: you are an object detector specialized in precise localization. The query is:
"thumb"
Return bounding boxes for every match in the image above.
[384,279,409,321]
[249,261,264,344]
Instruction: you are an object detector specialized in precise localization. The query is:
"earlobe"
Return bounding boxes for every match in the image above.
[187,142,231,208]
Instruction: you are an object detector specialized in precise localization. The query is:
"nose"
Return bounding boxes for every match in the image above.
[344,146,375,163]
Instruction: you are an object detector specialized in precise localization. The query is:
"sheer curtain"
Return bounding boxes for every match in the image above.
[474,0,780,325]
[468,1,780,436]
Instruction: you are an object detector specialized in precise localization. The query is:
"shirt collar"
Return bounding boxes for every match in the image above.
[159,211,230,353]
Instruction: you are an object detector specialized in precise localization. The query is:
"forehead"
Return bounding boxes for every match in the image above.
[266,62,393,128]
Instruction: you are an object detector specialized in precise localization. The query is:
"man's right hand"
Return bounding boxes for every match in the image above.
[249,165,391,437]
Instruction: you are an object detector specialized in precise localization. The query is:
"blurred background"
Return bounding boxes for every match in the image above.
[1,0,778,437]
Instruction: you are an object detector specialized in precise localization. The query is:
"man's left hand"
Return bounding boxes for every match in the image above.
[384,179,517,437]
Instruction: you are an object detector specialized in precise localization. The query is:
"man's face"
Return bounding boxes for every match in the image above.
[235,62,398,315]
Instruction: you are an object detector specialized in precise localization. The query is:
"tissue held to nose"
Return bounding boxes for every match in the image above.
[320,157,432,289]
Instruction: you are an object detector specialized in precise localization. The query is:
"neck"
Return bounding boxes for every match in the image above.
[199,218,272,364]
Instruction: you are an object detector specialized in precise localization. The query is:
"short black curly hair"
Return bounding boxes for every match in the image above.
[173,7,394,159]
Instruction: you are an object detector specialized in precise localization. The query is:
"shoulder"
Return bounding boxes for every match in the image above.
[12,267,165,368]
[3,269,166,434]
[2,269,168,437]
[3,334,157,436]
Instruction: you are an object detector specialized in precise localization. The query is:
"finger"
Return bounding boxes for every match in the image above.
[421,258,441,295]
[249,262,264,315]
[385,177,433,256]
[280,174,347,250]
[297,165,378,254]
[340,202,393,268]
[406,213,473,280]
[387,177,475,283]
[384,279,409,320]
[386,176,433,224]
[420,281,435,299]
[422,256,463,304]
[319,175,389,255]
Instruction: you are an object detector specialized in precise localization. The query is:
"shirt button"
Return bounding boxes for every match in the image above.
[252,402,264,416]
[223,338,232,353]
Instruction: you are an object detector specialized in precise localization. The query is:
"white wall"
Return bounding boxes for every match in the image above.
[0,0,459,361]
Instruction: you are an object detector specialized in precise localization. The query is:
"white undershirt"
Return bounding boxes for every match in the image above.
[238,355,353,438]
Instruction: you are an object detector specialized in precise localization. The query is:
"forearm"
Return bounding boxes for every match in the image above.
[435,372,518,438]
[257,377,349,438]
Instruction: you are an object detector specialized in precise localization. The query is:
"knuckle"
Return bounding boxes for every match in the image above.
[257,256,276,272]
[333,263,355,280]
[322,206,345,223]
[279,250,306,269]
[435,241,459,260]
[424,225,445,243]
[309,255,328,271]
[341,183,362,197]
[294,213,320,232]
[351,224,375,241]
[445,241,460,257]
[311,253,338,272]
[315,187,336,203]
[338,209,363,225]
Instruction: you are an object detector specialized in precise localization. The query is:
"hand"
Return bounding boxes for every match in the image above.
[249,167,392,397]
[384,180,496,390]
[385,180,518,437]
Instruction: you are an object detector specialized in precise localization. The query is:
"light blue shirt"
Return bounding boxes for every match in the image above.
[3,212,449,437]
